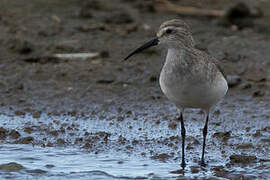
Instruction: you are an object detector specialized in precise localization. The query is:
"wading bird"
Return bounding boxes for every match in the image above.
[124,19,228,168]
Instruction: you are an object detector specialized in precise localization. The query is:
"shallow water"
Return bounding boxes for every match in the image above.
[0,94,270,179]
[0,143,269,180]
[0,0,270,179]
[0,144,194,179]
[0,144,270,179]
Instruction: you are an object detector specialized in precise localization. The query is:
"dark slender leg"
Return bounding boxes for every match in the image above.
[178,112,186,168]
[201,112,209,166]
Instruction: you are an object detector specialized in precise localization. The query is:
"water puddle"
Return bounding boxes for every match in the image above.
[0,144,187,179]
[0,96,270,179]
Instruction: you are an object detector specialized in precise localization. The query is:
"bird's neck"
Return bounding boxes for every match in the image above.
[166,47,187,63]
[165,46,197,69]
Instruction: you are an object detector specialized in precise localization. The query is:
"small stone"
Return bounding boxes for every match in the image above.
[149,76,157,82]
[253,90,265,97]
[211,166,229,178]
[84,142,91,149]
[212,131,231,142]
[230,154,257,164]
[49,130,59,137]
[117,116,124,122]
[0,162,25,171]
[151,153,172,162]
[190,166,199,174]
[125,145,133,150]
[187,136,200,145]
[168,122,177,130]
[14,111,25,116]
[236,143,253,149]
[47,142,53,147]
[15,136,34,144]
[132,139,139,145]
[45,164,55,168]
[170,169,184,174]
[125,110,132,115]
[32,111,41,119]
[9,129,21,139]
[227,75,241,88]
[0,127,7,139]
[24,127,33,134]
[56,138,65,145]
[253,130,261,137]
[26,169,47,174]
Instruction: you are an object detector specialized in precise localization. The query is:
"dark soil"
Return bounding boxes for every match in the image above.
[0,0,270,179]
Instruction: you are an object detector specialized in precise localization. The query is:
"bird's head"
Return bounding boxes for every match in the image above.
[157,19,194,48]
[124,19,194,61]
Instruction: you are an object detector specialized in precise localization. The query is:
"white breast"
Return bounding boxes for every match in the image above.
[159,49,228,110]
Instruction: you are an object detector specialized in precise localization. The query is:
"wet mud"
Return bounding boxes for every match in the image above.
[0,0,270,179]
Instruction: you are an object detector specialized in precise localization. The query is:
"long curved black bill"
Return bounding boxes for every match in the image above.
[124,37,159,61]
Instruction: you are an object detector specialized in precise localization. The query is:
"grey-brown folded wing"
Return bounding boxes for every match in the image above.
[209,56,227,81]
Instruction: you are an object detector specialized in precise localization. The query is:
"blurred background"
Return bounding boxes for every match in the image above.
[0,0,270,179]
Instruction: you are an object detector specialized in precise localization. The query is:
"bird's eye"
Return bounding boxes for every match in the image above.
[166,29,172,34]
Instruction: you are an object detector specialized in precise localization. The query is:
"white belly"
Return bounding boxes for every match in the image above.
[159,73,228,110]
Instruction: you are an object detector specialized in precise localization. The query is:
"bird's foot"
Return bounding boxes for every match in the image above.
[200,160,206,167]
[181,161,186,169]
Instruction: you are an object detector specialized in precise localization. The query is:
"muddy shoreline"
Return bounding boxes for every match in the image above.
[0,0,270,179]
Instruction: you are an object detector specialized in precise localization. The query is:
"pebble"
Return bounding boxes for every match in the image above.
[227,75,241,88]
[230,154,257,164]
[9,129,21,139]
[0,127,7,139]
[0,162,25,171]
